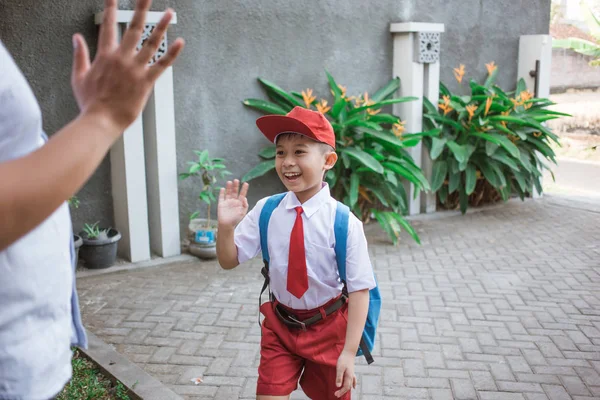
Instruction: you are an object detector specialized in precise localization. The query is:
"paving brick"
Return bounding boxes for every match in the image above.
[451,378,477,400]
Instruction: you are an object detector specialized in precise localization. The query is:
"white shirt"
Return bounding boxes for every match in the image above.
[0,41,85,400]
[235,183,376,310]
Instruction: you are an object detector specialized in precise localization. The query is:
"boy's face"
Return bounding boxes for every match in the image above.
[275,134,337,203]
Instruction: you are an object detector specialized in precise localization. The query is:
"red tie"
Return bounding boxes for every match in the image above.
[287,206,308,298]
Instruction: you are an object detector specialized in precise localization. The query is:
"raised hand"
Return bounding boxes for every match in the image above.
[218,179,249,229]
[71,0,185,134]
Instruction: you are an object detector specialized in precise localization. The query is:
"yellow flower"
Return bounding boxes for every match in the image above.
[353,96,363,107]
[439,95,453,116]
[301,89,316,108]
[392,121,406,137]
[533,131,542,138]
[465,104,478,122]
[316,99,331,114]
[330,85,348,99]
[485,61,497,76]
[484,97,493,117]
[453,64,466,84]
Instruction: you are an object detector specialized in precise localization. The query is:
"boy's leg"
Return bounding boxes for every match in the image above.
[257,302,304,397]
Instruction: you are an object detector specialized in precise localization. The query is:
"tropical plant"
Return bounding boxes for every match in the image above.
[68,196,80,208]
[179,149,231,227]
[422,62,568,213]
[552,0,600,66]
[242,71,440,244]
[82,222,108,240]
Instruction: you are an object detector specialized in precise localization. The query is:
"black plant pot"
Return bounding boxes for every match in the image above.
[73,234,83,267]
[79,228,122,269]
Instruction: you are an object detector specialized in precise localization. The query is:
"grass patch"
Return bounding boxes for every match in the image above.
[56,349,132,400]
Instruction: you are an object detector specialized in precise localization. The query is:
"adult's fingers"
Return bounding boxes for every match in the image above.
[135,9,172,64]
[146,38,185,82]
[97,0,118,53]
[71,34,90,86]
[119,0,152,53]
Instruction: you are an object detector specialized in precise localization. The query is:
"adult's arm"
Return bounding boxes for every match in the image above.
[0,0,184,251]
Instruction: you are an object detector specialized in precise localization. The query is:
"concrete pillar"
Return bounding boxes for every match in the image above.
[518,34,553,198]
[94,10,181,261]
[391,22,445,215]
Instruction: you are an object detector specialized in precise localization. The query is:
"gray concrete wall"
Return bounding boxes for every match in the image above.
[0,0,550,239]
[551,48,600,92]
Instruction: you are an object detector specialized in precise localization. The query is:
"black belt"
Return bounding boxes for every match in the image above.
[273,295,347,331]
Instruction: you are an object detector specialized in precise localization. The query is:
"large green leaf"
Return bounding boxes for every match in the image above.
[431,159,448,192]
[339,147,384,173]
[490,150,520,171]
[459,186,468,214]
[430,137,447,159]
[366,113,401,124]
[349,97,418,115]
[553,38,600,58]
[401,128,442,140]
[475,158,501,188]
[242,99,288,115]
[512,170,528,193]
[359,127,408,149]
[241,160,275,182]
[446,141,470,164]
[484,68,498,88]
[257,78,304,108]
[349,173,360,208]
[388,159,431,191]
[372,77,401,102]
[425,113,465,132]
[258,145,276,159]
[516,78,527,96]
[486,141,499,156]
[388,212,421,244]
[465,164,477,195]
[448,170,460,194]
[470,132,520,158]
[383,162,426,191]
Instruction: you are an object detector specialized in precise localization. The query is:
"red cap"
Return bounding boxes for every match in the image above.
[256,106,336,149]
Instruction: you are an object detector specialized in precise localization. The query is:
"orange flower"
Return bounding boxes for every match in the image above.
[485,61,497,75]
[439,95,453,115]
[500,110,510,127]
[484,97,493,117]
[392,121,406,137]
[363,92,381,115]
[533,131,542,138]
[465,104,478,122]
[330,84,348,99]
[453,64,466,83]
[520,90,533,109]
[301,89,316,108]
[316,99,331,114]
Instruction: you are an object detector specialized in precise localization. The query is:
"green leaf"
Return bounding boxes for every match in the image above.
[512,170,528,193]
[189,163,201,174]
[372,77,401,102]
[257,78,304,108]
[476,159,501,188]
[431,159,448,192]
[386,160,431,192]
[198,150,209,164]
[241,160,276,182]
[425,113,465,132]
[490,149,520,171]
[484,67,498,88]
[258,145,276,159]
[385,170,398,187]
[401,128,442,140]
[470,132,520,159]
[446,141,470,164]
[373,210,399,245]
[349,173,360,208]
[349,97,418,116]
[516,78,527,96]
[242,99,287,115]
[359,128,407,149]
[189,211,200,220]
[388,212,421,244]
[423,96,439,115]
[366,113,400,124]
[438,184,448,204]
[448,170,460,194]
[339,147,384,174]
[430,137,447,159]
[465,164,477,195]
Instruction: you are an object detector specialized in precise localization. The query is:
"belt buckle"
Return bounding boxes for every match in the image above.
[287,314,307,331]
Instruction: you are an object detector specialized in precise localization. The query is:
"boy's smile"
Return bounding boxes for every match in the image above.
[275,134,337,203]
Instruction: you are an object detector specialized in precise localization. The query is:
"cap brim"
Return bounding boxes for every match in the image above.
[256,115,320,145]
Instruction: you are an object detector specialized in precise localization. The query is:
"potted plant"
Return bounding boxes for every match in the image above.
[179,150,231,259]
[79,222,121,269]
[68,196,83,266]
[241,71,438,244]
[422,62,568,213]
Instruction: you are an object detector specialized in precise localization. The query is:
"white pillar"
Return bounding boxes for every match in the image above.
[95,10,180,261]
[518,35,552,198]
[391,22,444,215]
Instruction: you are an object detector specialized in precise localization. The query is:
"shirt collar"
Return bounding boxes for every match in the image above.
[283,182,331,218]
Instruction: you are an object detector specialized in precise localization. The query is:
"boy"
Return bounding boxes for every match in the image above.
[217,106,376,400]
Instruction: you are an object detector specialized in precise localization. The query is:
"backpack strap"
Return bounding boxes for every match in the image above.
[334,201,374,364]
[258,193,287,324]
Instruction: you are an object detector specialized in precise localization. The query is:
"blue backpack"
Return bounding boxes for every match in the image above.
[258,193,381,364]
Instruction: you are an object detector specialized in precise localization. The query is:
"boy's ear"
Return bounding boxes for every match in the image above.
[324,151,338,171]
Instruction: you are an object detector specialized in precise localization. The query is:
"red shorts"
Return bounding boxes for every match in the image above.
[257,297,351,400]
